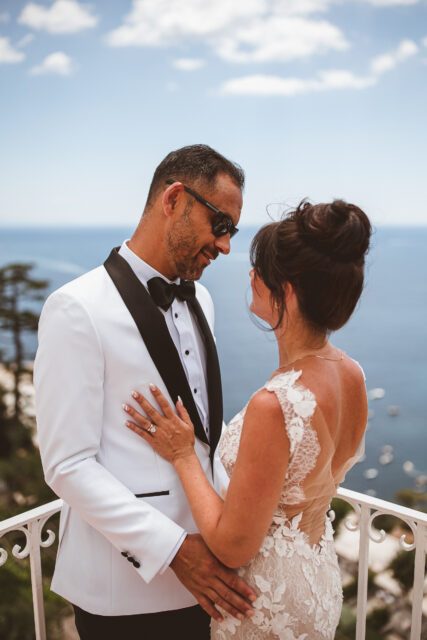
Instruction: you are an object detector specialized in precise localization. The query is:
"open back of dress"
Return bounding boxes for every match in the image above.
[213,364,367,640]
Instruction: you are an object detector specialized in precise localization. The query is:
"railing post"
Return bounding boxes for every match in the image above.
[28,519,47,640]
[355,503,370,640]
[410,522,427,640]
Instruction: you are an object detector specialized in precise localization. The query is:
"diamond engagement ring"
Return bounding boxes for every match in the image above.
[147,423,157,434]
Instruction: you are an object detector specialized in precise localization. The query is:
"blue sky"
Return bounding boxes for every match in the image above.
[1,0,426,227]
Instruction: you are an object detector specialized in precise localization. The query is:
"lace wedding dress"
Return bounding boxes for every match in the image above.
[211,369,363,640]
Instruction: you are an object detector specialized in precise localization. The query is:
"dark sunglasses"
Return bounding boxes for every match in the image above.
[165,179,239,238]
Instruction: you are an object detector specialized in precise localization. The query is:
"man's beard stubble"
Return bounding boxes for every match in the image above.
[166,212,203,281]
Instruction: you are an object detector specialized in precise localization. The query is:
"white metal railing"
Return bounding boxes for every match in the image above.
[0,489,426,640]
[0,499,63,640]
[332,488,427,640]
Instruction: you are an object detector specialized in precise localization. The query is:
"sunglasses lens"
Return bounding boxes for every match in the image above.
[214,222,231,237]
[211,216,224,236]
[212,214,237,238]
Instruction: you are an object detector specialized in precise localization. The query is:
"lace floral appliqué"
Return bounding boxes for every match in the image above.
[264,371,320,504]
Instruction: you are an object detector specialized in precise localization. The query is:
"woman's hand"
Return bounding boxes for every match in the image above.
[123,385,196,464]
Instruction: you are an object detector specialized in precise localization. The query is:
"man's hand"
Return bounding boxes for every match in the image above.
[170,534,256,621]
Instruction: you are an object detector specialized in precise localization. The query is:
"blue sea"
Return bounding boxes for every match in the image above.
[0,226,426,503]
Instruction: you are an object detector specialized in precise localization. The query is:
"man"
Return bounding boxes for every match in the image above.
[34,145,255,638]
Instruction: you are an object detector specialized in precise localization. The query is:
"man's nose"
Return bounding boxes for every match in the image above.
[214,234,231,255]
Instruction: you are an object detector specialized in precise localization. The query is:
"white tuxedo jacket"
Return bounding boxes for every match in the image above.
[34,251,228,615]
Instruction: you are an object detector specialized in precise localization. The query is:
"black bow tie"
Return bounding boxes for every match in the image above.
[147,277,196,311]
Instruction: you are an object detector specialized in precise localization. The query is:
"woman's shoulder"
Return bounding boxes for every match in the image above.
[246,386,285,420]
[238,387,288,442]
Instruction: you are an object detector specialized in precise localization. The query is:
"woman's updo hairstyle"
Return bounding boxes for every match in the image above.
[250,199,372,333]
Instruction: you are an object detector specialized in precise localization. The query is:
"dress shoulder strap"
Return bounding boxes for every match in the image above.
[264,370,317,455]
[264,370,321,504]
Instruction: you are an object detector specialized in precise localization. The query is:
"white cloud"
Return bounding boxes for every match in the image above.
[220,69,375,96]
[172,57,205,71]
[106,0,265,47]
[30,51,74,75]
[19,0,98,34]
[422,36,427,47]
[220,74,312,96]
[272,0,335,14]
[106,0,348,64]
[0,11,10,24]
[0,37,25,64]
[317,69,376,88]
[371,39,418,74]
[17,34,35,49]
[215,16,348,63]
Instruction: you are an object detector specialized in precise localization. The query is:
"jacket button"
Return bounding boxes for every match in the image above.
[133,560,141,568]
[127,556,134,562]
[121,551,129,558]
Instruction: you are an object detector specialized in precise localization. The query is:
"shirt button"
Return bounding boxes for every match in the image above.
[185,350,190,356]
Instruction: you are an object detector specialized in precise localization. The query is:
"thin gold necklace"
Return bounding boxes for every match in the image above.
[277,350,344,370]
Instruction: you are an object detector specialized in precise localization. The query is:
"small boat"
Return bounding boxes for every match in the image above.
[379,452,394,465]
[381,444,394,453]
[368,388,385,401]
[387,405,400,416]
[403,460,415,475]
[364,468,379,479]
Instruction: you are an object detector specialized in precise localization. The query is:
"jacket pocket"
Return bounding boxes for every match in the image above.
[135,490,170,498]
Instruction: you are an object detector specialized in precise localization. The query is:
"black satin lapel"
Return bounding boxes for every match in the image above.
[104,248,209,446]
[188,296,223,458]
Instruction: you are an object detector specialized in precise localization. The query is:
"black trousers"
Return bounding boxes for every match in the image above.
[73,604,210,639]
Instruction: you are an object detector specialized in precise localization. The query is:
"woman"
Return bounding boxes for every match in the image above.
[123,199,371,639]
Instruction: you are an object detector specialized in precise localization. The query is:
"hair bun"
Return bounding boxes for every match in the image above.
[294,199,371,263]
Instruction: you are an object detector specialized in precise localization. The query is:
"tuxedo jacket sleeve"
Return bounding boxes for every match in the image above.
[34,289,186,584]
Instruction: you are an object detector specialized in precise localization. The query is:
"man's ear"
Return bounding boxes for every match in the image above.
[162,182,183,218]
